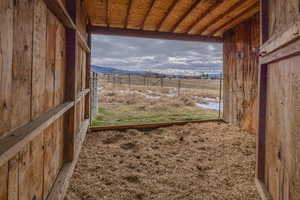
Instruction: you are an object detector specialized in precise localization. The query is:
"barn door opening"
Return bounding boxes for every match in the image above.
[89,35,223,128]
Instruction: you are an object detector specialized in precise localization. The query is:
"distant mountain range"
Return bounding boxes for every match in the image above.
[91,65,222,79]
[92,65,147,75]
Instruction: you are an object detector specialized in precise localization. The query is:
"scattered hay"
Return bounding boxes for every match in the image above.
[68,122,259,200]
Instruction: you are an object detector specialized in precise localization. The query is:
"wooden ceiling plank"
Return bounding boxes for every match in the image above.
[185,1,221,34]
[140,0,156,30]
[197,0,246,35]
[124,0,133,28]
[202,0,258,35]
[170,0,203,32]
[156,0,180,31]
[213,3,259,36]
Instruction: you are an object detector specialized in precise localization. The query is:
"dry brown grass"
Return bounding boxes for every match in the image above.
[67,122,259,200]
[93,82,221,126]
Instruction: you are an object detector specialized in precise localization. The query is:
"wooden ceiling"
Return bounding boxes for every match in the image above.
[85,0,259,40]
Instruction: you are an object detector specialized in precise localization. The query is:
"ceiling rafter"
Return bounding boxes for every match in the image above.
[202,0,259,35]
[156,0,180,31]
[124,0,132,28]
[211,3,259,36]
[197,0,246,35]
[140,0,156,30]
[170,0,203,32]
[105,0,109,27]
[186,1,221,34]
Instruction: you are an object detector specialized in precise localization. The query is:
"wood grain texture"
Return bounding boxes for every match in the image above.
[173,0,217,33]
[0,163,8,200]
[46,120,90,200]
[268,0,300,38]
[223,14,259,134]
[0,102,74,167]
[43,118,64,199]
[213,3,259,36]
[143,0,176,31]
[86,0,260,36]
[7,155,18,200]
[265,57,300,200]
[201,0,259,35]
[55,22,66,106]
[19,134,44,200]
[11,0,34,130]
[43,0,76,29]
[32,0,47,119]
[45,10,57,112]
[0,0,13,138]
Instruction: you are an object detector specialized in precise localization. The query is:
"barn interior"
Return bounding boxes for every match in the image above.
[0,0,299,200]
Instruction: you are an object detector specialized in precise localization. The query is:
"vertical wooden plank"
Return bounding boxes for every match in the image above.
[19,134,44,200]
[31,0,47,119]
[0,0,13,138]
[45,10,57,112]
[0,163,8,200]
[55,22,66,106]
[8,155,18,200]
[43,119,64,200]
[11,0,34,130]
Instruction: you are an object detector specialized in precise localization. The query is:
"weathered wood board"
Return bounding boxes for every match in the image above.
[0,0,90,200]
[264,56,300,200]
[223,13,260,134]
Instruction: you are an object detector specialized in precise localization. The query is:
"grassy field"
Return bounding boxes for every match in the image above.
[92,77,222,126]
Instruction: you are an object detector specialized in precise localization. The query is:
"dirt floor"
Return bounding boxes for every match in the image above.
[67,122,259,200]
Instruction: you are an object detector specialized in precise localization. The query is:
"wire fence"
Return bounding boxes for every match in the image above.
[99,73,223,97]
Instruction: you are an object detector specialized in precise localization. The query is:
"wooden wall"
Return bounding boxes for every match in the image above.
[0,0,90,199]
[223,13,260,134]
[256,0,300,200]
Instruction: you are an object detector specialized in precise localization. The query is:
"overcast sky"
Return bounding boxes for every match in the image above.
[91,35,223,75]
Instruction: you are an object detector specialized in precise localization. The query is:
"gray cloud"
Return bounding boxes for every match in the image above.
[92,35,223,75]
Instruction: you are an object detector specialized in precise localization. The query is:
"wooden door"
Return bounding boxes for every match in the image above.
[256,0,300,200]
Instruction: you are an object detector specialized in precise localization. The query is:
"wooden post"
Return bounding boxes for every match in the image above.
[64,0,77,162]
[256,0,269,183]
[177,79,181,96]
[218,73,222,118]
[128,74,131,87]
[85,29,91,120]
[161,77,163,88]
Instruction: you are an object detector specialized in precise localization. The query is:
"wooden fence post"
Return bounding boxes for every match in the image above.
[177,79,181,96]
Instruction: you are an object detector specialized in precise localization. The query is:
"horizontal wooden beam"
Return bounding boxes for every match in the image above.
[75,88,90,104]
[43,0,76,29]
[89,26,223,43]
[46,119,89,200]
[260,37,300,64]
[89,119,223,132]
[0,102,74,167]
[260,21,300,56]
[77,31,91,53]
